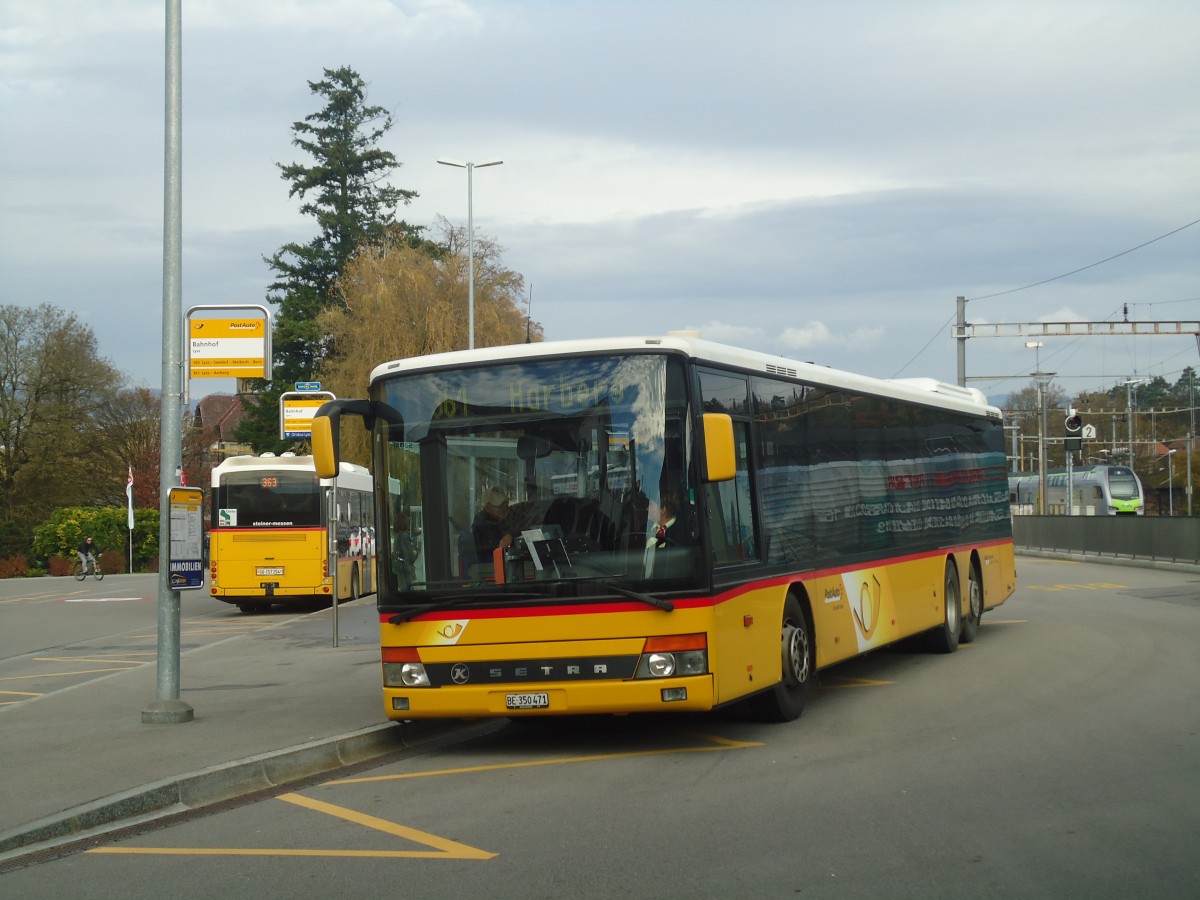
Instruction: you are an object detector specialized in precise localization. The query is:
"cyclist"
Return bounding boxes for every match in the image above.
[77,536,100,575]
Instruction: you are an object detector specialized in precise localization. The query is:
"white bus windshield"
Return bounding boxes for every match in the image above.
[374,353,699,600]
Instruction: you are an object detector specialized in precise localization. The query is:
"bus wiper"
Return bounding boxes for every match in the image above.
[607,583,674,611]
[387,592,540,624]
[554,557,672,610]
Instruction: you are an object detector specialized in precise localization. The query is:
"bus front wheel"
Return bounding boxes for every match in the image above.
[751,594,814,723]
[349,566,360,601]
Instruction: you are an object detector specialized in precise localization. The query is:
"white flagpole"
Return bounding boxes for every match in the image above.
[127,466,135,572]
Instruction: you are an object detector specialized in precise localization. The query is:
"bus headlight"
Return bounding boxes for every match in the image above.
[635,650,708,678]
[635,635,708,678]
[383,662,430,688]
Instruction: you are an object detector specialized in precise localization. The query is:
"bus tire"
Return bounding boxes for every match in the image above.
[350,566,360,601]
[751,594,814,723]
[960,559,983,644]
[927,559,961,654]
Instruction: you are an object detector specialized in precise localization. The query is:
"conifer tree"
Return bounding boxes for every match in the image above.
[238,66,418,451]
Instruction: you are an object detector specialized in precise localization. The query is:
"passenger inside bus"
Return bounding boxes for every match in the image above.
[471,487,514,565]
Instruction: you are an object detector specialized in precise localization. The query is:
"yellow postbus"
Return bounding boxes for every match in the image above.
[209,453,376,612]
[310,335,1016,721]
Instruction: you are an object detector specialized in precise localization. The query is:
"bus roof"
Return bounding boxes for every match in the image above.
[211,454,370,483]
[368,333,1001,419]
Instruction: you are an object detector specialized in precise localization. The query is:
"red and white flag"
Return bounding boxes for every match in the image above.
[126,466,135,530]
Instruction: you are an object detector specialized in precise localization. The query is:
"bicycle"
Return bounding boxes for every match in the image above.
[74,553,104,581]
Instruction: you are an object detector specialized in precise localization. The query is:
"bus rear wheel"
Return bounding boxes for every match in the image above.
[927,559,961,654]
[751,594,814,722]
[960,560,983,644]
[349,566,360,601]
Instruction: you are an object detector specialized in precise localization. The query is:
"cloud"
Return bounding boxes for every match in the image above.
[1,0,1196,397]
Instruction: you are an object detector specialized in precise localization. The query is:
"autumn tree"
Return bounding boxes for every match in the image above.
[238,66,422,452]
[314,219,540,462]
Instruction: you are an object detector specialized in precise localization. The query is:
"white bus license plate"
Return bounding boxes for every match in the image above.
[506,692,550,710]
[256,566,284,576]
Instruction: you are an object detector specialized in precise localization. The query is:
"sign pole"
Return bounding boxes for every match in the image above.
[144,0,192,724]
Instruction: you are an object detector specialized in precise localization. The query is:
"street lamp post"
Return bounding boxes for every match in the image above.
[437,157,503,350]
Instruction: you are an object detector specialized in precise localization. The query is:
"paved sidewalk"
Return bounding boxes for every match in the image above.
[0,599,471,862]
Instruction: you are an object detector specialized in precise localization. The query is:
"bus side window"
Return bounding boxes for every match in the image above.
[706,421,757,565]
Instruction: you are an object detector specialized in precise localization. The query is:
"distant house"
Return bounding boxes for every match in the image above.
[194,394,252,460]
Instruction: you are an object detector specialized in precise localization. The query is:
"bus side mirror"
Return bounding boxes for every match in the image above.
[311,414,338,479]
[311,399,377,478]
[702,413,736,482]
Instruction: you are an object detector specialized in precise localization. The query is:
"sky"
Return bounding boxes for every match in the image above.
[2,0,1198,408]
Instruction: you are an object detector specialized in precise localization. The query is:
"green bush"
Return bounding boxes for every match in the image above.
[31,507,159,574]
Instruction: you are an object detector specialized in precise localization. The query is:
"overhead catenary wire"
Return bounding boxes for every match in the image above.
[892,217,1200,379]
[966,217,1200,303]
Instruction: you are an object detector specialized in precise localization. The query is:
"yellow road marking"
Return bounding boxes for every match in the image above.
[88,794,496,860]
[88,732,759,859]
[0,666,136,681]
[821,675,895,688]
[1026,582,1127,592]
[328,732,763,786]
[0,689,41,697]
[89,846,488,859]
[35,655,150,665]
[277,793,496,858]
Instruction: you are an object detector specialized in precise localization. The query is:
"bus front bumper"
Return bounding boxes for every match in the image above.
[382,676,716,720]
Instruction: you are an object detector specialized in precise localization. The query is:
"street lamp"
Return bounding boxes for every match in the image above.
[1024,340,1043,373]
[437,157,503,350]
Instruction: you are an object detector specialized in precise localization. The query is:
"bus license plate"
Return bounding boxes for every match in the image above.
[256,566,284,576]
[506,692,549,710]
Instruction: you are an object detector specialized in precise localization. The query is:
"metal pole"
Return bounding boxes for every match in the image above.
[956,295,966,388]
[466,162,475,350]
[144,0,193,725]
[1126,380,1136,461]
[437,158,502,352]
[1188,367,1195,516]
[1168,451,1174,516]
[329,482,339,647]
[1067,445,1074,516]
[1037,378,1047,515]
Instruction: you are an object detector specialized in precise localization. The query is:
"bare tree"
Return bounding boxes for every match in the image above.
[0,304,122,526]
[94,386,161,508]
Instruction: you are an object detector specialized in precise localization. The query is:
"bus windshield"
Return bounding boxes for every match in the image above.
[213,471,322,528]
[374,352,699,602]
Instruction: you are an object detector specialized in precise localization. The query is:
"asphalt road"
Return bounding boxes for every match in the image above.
[0,574,330,708]
[2,557,1198,898]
